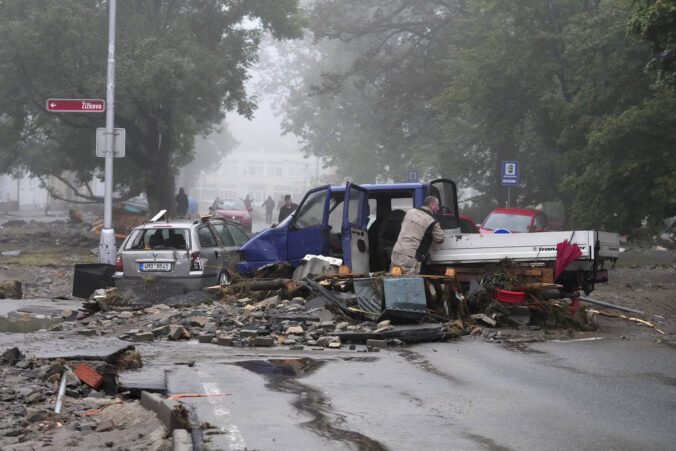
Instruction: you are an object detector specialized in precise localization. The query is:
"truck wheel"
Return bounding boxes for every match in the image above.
[218,271,229,287]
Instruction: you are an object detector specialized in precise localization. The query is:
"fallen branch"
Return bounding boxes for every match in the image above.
[590,309,664,335]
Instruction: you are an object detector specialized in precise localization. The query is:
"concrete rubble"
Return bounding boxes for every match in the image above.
[65,256,614,353]
[0,346,168,450]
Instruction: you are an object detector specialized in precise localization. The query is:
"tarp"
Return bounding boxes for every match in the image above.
[555,240,582,280]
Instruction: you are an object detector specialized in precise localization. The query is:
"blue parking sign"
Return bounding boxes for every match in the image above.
[407,169,419,182]
[502,161,518,185]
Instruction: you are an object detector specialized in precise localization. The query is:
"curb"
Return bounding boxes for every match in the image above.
[172,429,193,451]
[140,391,193,451]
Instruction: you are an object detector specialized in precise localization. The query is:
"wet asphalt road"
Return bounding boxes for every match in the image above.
[1,325,674,450]
[147,338,675,451]
[36,335,673,450]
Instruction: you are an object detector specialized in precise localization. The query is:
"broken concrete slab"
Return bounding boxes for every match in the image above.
[254,336,276,347]
[198,334,215,343]
[334,324,447,344]
[169,325,188,341]
[131,332,155,343]
[120,370,167,398]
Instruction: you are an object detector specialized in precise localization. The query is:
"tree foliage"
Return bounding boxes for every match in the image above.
[276,0,466,184]
[0,0,303,213]
[274,0,674,233]
[629,0,676,88]
[563,90,676,231]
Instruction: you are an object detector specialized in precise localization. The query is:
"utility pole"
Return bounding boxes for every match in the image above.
[98,0,117,265]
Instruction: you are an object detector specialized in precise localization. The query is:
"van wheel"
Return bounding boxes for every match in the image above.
[218,271,229,287]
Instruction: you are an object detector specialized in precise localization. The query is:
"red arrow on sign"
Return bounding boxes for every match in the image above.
[46,99,105,113]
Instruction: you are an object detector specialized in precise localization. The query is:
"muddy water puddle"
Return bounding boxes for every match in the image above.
[236,358,387,450]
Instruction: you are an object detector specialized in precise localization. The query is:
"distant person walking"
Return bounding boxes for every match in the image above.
[278,194,298,223]
[175,187,188,217]
[243,194,253,211]
[262,195,276,224]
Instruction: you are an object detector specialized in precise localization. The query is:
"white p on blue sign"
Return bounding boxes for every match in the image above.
[502,161,518,185]
[407,169,419,182]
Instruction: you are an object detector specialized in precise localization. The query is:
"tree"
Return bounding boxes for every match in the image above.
[557,0,675,233]
[276,0,672,233]
[0,0,303,213]
[274,0,468,184]
[629,0,676,88]
[562,91,676,232]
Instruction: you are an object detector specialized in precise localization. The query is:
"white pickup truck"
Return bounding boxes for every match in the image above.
[239,178,620,294]
[429,230,620,294]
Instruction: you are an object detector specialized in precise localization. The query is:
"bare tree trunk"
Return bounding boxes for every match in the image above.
[145,124,176,216]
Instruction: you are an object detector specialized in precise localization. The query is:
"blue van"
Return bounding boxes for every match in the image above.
[238,179,459,274]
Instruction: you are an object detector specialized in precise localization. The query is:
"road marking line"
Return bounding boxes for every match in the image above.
[202,379,246,449]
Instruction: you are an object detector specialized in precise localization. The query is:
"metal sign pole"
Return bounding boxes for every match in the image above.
[99,0,117,264]
[506,186,511,208]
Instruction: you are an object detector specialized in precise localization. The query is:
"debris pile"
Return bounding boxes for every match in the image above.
[459,259,599,332]
[66,258,617,350]
[0,345,167,449]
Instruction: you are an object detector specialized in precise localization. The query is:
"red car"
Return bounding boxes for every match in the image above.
[210,199,252,233]
[480,208,549,234]
[459,215,479,233]
[439,212,479,233]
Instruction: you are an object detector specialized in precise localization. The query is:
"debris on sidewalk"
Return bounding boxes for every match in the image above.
[0,345,168,450]
[0,280,23,298]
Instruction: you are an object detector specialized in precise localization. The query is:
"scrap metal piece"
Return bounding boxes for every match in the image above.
[55,365,73,414]
[579,296,645,315]
[303,277,355,317]
[381,277,427,322]
[353,278,383,314]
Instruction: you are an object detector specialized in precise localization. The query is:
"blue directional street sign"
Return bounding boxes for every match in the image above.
[407,169,419,182]
[502,160,518,186]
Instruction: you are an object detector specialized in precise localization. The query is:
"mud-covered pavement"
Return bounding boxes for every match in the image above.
[1,216,675,450]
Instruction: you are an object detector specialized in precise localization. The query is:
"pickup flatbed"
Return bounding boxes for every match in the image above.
[430,230,620,265]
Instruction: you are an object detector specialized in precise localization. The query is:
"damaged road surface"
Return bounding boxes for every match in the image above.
[9,334,663,450]
[154,341,675,450]
[2,266,675,450]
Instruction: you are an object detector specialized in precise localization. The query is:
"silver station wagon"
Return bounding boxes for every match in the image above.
[113,214,250,292]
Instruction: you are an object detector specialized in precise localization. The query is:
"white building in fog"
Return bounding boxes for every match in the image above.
[190,149,325,212]
[0,174,47,212]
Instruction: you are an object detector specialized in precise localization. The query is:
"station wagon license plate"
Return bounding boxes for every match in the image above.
[140,262,172,272]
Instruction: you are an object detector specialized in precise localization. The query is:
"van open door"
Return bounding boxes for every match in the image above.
[342,182,370,274]
[429,178,460,230]
[287,185,331,265]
